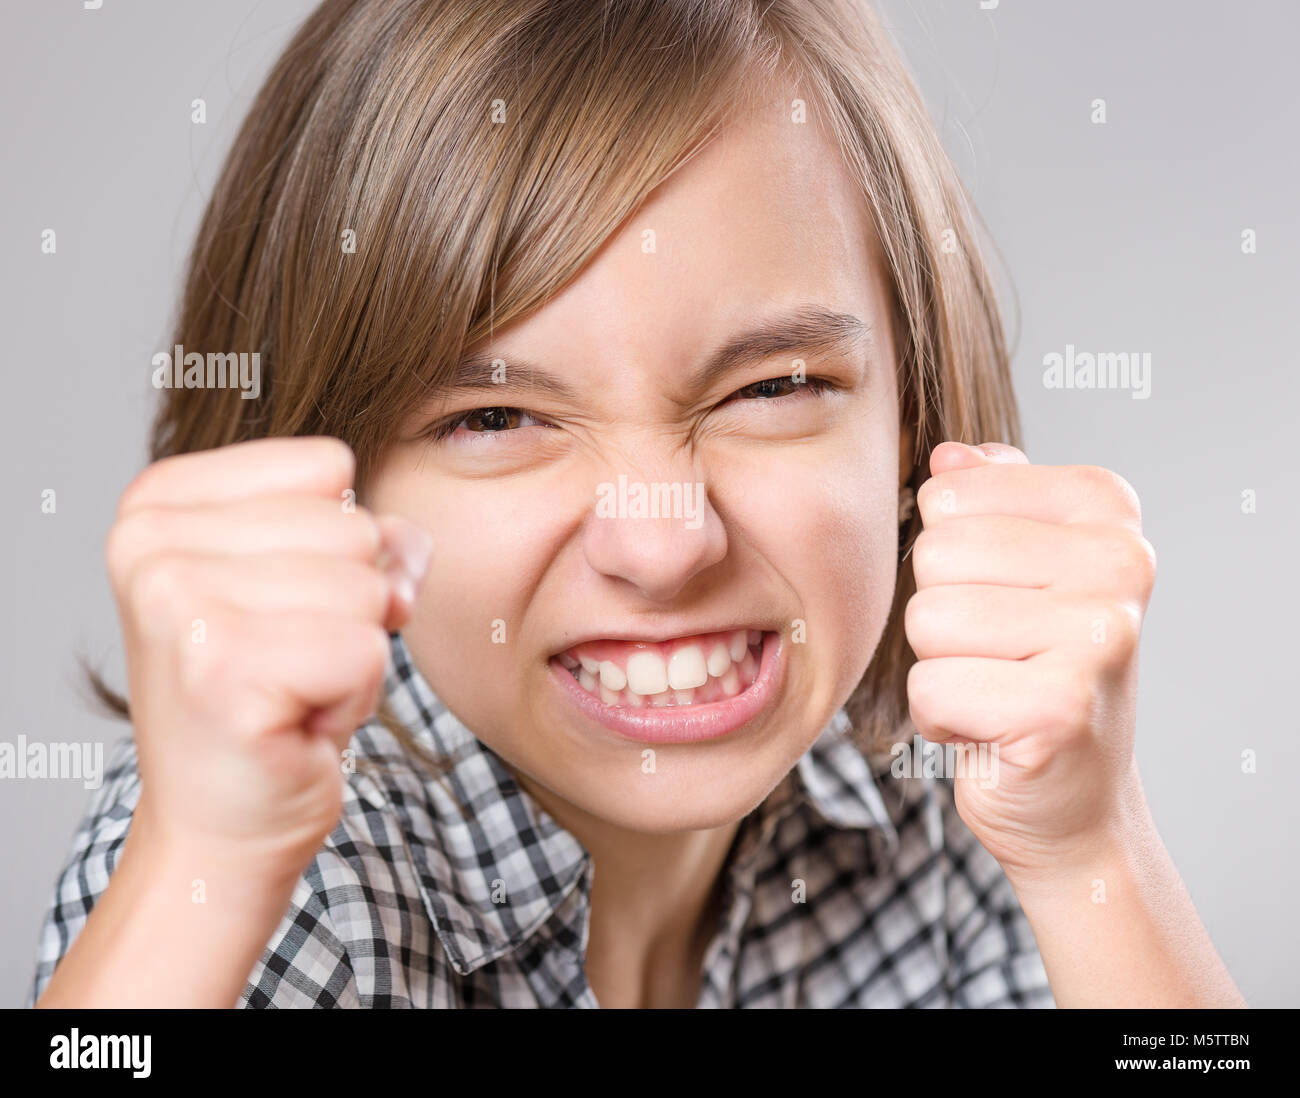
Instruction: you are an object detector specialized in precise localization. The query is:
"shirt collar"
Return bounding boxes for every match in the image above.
[357,633,898,975]
[796,708,901,850]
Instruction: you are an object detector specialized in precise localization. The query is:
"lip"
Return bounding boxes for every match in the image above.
[549,623,768,658]
[548,630,784,744]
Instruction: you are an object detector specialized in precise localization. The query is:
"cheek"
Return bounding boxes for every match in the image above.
[812,481,898,679]
[718,436,899,686]
[367,464,568,710]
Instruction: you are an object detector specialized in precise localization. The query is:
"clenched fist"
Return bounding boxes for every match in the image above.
[905,440,1157,877]
[106,437,432,879]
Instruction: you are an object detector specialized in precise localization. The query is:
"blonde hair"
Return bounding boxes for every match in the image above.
[100,0,1019,763]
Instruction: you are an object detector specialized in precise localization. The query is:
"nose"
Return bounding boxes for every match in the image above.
[581,464,728,603]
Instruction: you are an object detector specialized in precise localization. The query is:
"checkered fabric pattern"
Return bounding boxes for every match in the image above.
[30,634,1054,1008]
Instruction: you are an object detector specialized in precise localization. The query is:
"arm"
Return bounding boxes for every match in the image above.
[907,441,1245,1008]
[1005,758,1245,1008]
[37,803,304,1009]
[34,438,428,1007]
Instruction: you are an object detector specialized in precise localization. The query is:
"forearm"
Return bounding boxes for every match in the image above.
[37,807,301,1009]
[1006,762,1246,1009]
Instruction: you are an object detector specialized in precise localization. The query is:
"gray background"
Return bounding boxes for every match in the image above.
[2,0,1296,1006]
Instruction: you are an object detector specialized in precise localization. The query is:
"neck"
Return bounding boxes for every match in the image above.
[512,772,740,1008]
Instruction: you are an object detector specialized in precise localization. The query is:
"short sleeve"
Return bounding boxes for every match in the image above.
[28,735,142,1007]
[28,734,362,1009]
[937,778,1056,1008]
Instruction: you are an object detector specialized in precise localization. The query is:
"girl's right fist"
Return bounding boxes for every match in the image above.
[105,437,431,878]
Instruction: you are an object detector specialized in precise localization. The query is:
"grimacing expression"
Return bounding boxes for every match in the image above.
[367,96,912,834]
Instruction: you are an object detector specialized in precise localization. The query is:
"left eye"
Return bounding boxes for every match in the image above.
[730,376,833,400]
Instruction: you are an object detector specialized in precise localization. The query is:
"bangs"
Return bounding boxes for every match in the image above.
[274,0,789,484]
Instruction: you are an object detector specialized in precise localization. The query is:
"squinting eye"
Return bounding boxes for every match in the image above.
[463,407,529,432]
[426,406,545,442]
[731,376,834,400]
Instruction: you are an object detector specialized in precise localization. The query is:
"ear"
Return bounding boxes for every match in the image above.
[897,391,917,488]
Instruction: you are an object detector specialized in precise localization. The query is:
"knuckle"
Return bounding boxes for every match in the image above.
[1093,527,1157,597]
[176,616,237,697]
[332,559,389,620]
[1096,601,1143,663]
[1069,463,1114,491]
[915,477,936,517]
[306,435,356,481]
[360,566,392,620]
[127,554,193,619]
[1127,534,1158,593]
[1074,465,1142,523]
[104,523,130,583]
[909,527,943,585]
[105,511,157,581]
[115,462,165,518]
[906,659,938,715]
[359,626,392,687]
[903,589,939,653]
[920,470,961,522]
[346,505,384,559]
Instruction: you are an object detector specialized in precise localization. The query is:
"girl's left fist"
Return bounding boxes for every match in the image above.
[904,441,1157,876]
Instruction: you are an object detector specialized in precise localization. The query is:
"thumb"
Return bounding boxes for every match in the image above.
[928,440,1028,476]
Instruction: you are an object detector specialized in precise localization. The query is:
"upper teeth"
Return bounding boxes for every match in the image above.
[559,629,764,708]
[626,650,669,695]
[667,646,708,690]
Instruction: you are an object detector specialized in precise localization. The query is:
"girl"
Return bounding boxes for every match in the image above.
[31,0,1243,1008]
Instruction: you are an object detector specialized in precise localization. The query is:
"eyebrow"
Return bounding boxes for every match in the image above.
[438,356,580,401]
[684,306,870,393]
[441,305,870,402]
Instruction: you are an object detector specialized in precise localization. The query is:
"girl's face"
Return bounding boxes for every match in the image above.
[368,95,911,833]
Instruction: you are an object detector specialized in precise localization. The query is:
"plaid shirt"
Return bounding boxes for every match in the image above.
[30,634,1054,1008]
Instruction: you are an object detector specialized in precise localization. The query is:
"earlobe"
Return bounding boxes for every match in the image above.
[897,484,916,525]
[897,419,917,488]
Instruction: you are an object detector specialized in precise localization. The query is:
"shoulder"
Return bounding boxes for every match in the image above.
[29,725,446,1008]
[28,736,141,1006]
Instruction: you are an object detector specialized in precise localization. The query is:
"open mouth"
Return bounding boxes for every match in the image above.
[548,628,782,745]
[556,629,764,708]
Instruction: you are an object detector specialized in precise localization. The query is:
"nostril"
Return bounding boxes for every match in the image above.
[580,476,728,602]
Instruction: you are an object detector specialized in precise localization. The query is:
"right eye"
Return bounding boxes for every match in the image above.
[425,406,547,443]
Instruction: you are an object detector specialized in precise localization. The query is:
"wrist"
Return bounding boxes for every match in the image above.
[1000,757,1156,902]
[129,796,317,907]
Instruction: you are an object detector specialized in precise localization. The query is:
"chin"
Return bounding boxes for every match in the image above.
[513,720,817,836]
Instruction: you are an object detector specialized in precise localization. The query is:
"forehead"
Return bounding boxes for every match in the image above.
[479,91,889,376]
